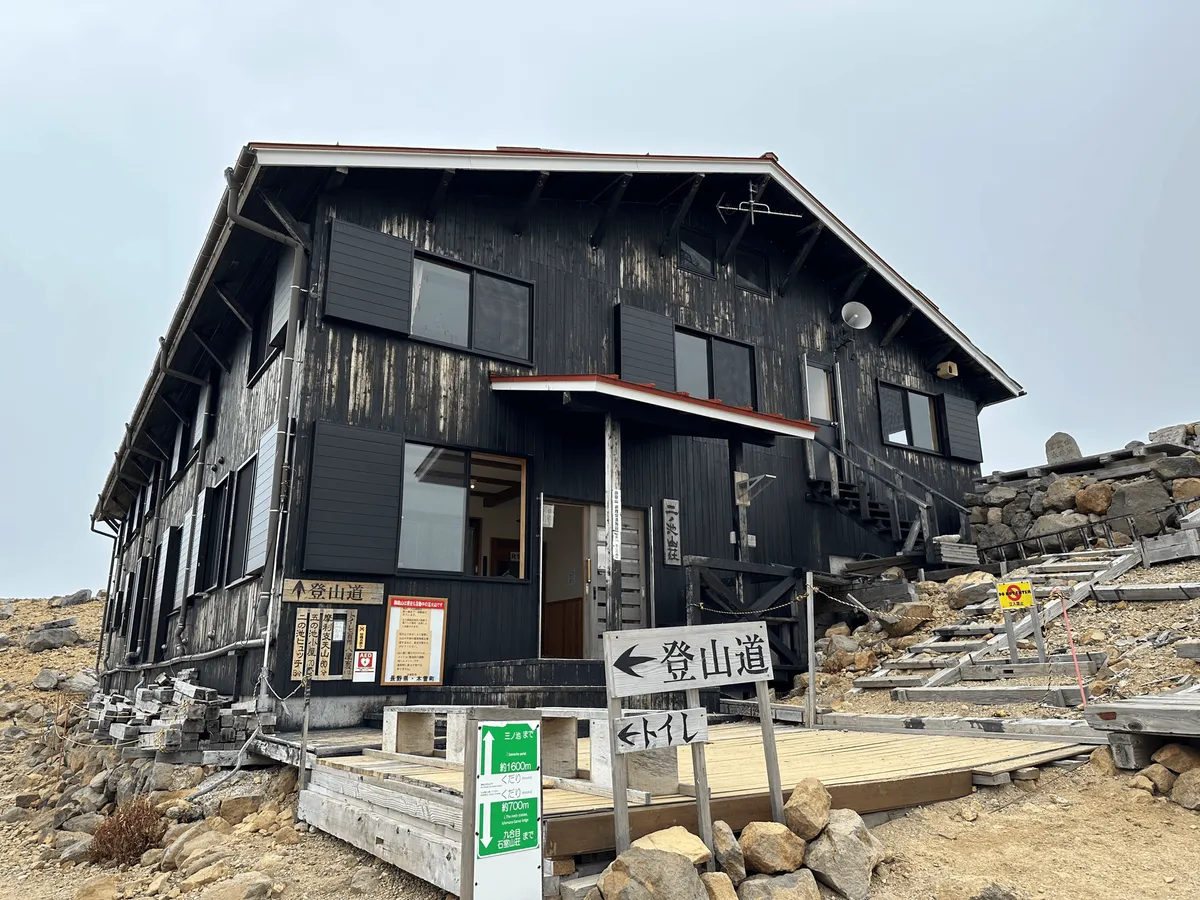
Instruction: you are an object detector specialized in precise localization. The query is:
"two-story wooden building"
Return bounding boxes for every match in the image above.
[92,144,1022,726]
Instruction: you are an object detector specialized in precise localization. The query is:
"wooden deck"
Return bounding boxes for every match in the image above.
[297,722,1088,892]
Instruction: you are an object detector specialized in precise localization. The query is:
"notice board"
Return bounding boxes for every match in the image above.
[381,596,448,686]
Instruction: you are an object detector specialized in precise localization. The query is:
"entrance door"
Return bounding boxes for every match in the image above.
[805,361,839,482]
[540,502,586,658]
[586,506,648,659]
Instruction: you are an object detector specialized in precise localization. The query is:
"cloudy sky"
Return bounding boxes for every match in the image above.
[1,1,1197,597]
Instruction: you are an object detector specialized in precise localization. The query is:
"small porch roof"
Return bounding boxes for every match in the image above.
[490,374,818,446]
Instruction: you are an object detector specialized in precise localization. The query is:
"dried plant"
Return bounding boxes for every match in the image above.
[89,798,166,866]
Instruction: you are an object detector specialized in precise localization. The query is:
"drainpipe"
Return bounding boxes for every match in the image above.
[90,516,119,687]
[222,168,305,711]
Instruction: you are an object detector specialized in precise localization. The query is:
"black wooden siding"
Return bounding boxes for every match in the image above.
[617,304,676,389]
[323,220,414,334]
[303,422,406,574]
[940,394,985,463]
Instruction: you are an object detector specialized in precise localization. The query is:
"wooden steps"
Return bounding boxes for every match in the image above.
[852,673,927,689]
[1092,583,1200,603]
[892,685,1089,707]
[910,640,990,653]
[961,660,1101,680]
[1177,642,1200,660]
[933,623,1006,637]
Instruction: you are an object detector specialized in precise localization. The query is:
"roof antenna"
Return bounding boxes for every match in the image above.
[716,179,805,224]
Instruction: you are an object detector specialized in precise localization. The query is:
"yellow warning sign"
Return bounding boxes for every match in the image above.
[997,580,1034,610]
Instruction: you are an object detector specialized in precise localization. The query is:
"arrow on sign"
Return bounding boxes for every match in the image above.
[480,804,491,848]
[614,645,655,678]
[292,581,305,599]
[483,729,494,775]
[618,722,637,747]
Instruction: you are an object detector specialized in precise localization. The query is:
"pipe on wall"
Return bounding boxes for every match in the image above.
[100,637,265,677]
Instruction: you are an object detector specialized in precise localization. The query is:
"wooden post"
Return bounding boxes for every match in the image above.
[1030,600,1048,663]
[607,695,631,854]
[297,677,311,789]
[756,680,785,823]
[730,440,747,608]
[1002,611,1020,663]
[686,688,714,871]
[805,570,817,729]
[604,415,623,634]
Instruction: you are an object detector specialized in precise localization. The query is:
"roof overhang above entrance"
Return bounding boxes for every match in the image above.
[490,374,818,447]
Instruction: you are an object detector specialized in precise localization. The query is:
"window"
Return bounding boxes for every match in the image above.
[225,457,256,584]
[735,249,769,295]
[248,299,279,379]
[673,329,757,409]
[198,478,230,593]
[879,383,940,452]
[191,375,218,452]
[679,228,716,276]
[806,364,834,422]
[398,443,526,577]
[410,258,532,362]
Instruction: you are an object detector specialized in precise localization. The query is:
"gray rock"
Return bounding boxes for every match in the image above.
[597,848,707,900]
[60,671,99,696]
[804,809,884,900]
[969,506,987,525]
[1109,478,1173,536]
[1150,425,1189,445]
[23,702,46,721]
[1,807,32,823]
[985,506,1003,525]
[828,635,859,655]
[1029,491,1046,515]
[1044,476,1087,512]
[0,700,22,718]
[737,870,821,899]
[0,602,12,620]
[0,634,8,649]
[23,627,81,653]
[2,725,29,741]
[982,486,1018,506]
[1025,512,1091,552]
[50,589,93,609]
[195,871,273,900]
[962,492,989,507]
[713,820,746,886]
[1151,454,1200,480]
[33,616,78,631]
[59,836,94,864]
[1000,496,1030,525]
[348,867,377,895]
[1126,440,1146,450]
[1045,432,1082,465]
[973,523,1018,557]
[32,669,61,691]
[63,811,105,834]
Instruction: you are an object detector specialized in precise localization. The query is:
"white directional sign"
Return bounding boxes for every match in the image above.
[614,707,708,754]
[471,720,541,900]
[603,622,774,699]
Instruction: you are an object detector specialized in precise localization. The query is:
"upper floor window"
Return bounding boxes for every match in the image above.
[674,329,756,409]
[735,249,769,295]
[679,228,716,277]
[410,258,532,362]
[806,364,834,422]
[879,383,940,452]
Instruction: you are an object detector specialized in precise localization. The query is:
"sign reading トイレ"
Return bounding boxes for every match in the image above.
[381,596,448,686]
[614,707,708,754]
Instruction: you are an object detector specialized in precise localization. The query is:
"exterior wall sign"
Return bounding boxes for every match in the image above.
[603,621,774,699]
[470,720,542,899]
[381,596,448,686]
[352,650,377,682]
[290,607,359,682]
[614,707,707,754]
[662,499,681,566]
[542,503,555,528]
[283,578,384,605]
[610,489,622,562]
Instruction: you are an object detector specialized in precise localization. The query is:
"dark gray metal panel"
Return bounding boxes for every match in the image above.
[183,491,206,598]
[245,427,278,573]
[941,394,984,462]
[617,304,676,389]
[324,220,414,334]
[303,421,406,574]
[711,339,754,409]
[268,246,297,343]
[175,506,192,608]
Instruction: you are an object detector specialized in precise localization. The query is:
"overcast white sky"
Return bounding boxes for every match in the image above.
[1,1,1197,597]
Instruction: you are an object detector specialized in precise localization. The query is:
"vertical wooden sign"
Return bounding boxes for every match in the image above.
[291,609,310,681]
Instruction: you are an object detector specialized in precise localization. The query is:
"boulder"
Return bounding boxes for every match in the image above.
[1075,483,1114,516]
[1028,491,1046,515]
[597,848,707,900]
[824,623,851,638]
[783,777,830,840]
[972,523,1018,556]
[63,811,105,834]
[348,867,378,895]
[1150,424,1189,445]
[32,669,61,691]
[828,635,860,654]
[945,572,996,610]
[1172,478,1200,504]
[1170,769,1200,809]
[701,871,739,900]
[51,589,93,608]
[1151,743,1200,774]
[1109,479,1172,536]
[1000,496,1030,525]
[60,836,94,863]
[985,507,1003,525]
[934,879,1020,900]
[0,601,13,619]
[969,506,987,525]
[218,795,262,825]
[197,872,274,900]
[1152,455,1200,480]
[73,875,120,900]
[736,871,821,900]
[1139,763,1177,794]
[713,820,746,886]
[23,627,81,653]
[1045,432,1083,465]
[879,603,933,638]
[1025,513,1090,552]
[1,807,32,823]
[61,671,100,696]
[631,826,712,866]
[0,634,8,648]
[1044,476,1087,511]
[982,486,1018,506]
[1128,774,1155,792]
[181,861,235,892]
[803,809,884,900]
[740,821,806,875]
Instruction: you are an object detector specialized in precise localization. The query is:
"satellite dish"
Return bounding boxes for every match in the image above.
[841,301,873,330]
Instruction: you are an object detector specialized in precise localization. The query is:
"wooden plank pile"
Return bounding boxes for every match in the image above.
[84,670,276,754]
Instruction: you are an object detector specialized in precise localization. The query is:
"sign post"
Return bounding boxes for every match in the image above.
[602,621,783,859]
[997,580,1045,663]
[460,709,542,900]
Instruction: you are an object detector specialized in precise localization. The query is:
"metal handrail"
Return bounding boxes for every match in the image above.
[812,438,928,507]
[843,438,971,515]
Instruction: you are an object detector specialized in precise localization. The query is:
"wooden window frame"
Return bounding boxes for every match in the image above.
[673,327,758,410]
[677,227,717,279]
[223,454,258,588]
[409,252,535,366]
[396,442,529,582]
[878,380,944,456]
[734,247,770,296]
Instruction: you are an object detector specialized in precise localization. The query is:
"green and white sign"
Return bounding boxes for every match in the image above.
[473,720,542,890]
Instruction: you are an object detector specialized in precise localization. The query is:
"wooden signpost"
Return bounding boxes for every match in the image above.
[282,578,384,605]
[997,580,1047,663]
[601,621,784,860]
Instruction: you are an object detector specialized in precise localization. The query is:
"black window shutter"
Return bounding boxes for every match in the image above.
[184,489,209,597]
[269,246,298,346]
[616,305,676,391]
[324,220,414,334]
[245,427,278,574]
[176,509,193,606]
[711,339,755,409]
[940,394,985,462]
[303,422,406,574]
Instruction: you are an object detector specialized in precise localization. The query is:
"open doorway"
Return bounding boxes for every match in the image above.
[541,502,586,658]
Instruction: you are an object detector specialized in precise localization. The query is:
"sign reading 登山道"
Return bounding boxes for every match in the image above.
[283,578,384,605]
[468,719,542,900]
[603,621,774,699]
[615,707,707,754]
